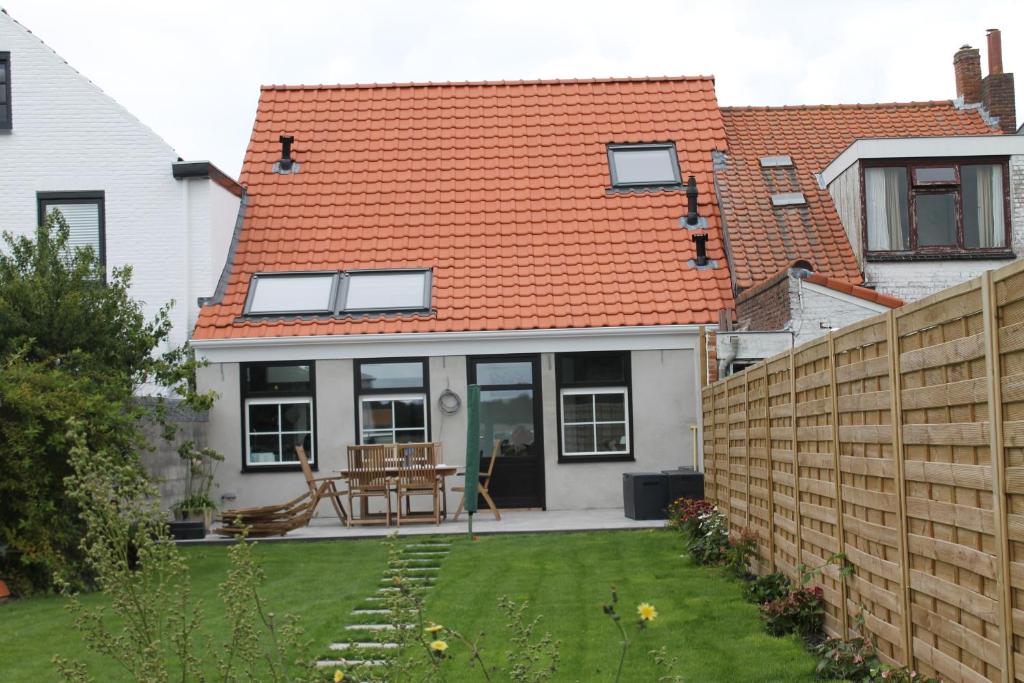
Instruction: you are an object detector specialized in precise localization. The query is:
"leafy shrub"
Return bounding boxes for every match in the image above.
[745,572,791,604]
[759,586,825,640]
[666,497,715,538]
[723,529,758,579]
[813,635,879,680]
[686,507,730,565]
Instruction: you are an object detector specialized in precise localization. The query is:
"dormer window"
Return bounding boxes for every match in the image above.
[864,160,1010,258]
[243,269,432,317]
[0,52,10,130]
[607,143,682,189]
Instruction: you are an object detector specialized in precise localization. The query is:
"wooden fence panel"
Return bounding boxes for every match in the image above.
[727,373,749,532]
[792,337,845,636]
[832,316,906,661]
[746,365,773,572]
[993,260,1024,682]
[895,280,1004,683]
[767,352,800,577]
[701,385,717,502]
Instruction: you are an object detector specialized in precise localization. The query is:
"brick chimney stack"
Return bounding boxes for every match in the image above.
[954,44,983,104]
[982,29,1016,133]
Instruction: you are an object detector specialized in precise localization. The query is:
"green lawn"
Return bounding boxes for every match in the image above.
[0,530,820,682]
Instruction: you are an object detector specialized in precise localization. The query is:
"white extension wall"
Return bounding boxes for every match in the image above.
[0,12,239,353]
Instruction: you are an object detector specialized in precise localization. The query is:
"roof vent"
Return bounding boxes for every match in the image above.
[760,155,793,168]
[680,174,708,229]
[692,233,709,266]
[273,135,299,174]
[770,192,806,207]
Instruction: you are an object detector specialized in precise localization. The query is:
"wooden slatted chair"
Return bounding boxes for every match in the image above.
[346,444,394,526]
[395,443,441,526]
[213,480,331,537]
[452,440,501,521]
[294,445,348,524]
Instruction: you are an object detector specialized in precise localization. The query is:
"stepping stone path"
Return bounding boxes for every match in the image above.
[316,538,451,676]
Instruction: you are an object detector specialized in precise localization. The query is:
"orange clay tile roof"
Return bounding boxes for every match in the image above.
[717,102,1000,292]
[193,77,734,340]
[802,273,903,308]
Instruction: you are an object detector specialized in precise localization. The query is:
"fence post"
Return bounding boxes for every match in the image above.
[827,332,850,636]
[708,385,717,503]
[886,310,914,669]
[982,270,1015,683]
[763,361,776,572]
[790,348,804,576]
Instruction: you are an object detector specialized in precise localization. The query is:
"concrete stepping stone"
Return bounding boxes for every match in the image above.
[352,608,392,615]
[330,641,400,650]
[345,623,410,631]
[384,567,437,574]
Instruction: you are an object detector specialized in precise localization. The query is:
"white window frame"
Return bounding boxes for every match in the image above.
[359,393,429,444]
[559,387,631,457]
[244,397,315,466]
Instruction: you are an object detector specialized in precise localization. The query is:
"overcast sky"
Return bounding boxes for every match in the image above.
[4,1,1021,178]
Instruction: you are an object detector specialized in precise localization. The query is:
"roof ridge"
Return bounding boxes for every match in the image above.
[260,75,716,91]
[721,100,958,112]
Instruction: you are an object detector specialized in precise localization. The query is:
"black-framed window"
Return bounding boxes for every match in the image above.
[0,52,11,130]
[37,192,106,266]
[243,269,432,317]
[607,143,682,189]
[240,362,316,470]
[355,358,430,444]
[862,159,1012,259]
[555,351,633,462]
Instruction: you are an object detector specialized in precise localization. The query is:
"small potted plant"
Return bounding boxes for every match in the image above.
[168,442,223,541]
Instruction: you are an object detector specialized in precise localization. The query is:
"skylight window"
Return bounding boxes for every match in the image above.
[342,270,431,311]
[607,143,682,188]
[245,273,337,314]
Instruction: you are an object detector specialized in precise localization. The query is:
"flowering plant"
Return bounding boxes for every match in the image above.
[759,585,825,640]
[813,635,878,680]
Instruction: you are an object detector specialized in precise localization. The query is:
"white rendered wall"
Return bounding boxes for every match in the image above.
[0,14,238,353]
[788,279,889,346]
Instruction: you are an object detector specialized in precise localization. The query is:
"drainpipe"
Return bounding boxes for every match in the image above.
[718,334,739,377]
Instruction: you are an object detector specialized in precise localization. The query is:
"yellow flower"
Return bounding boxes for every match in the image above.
[637,602,658,621]
[430,639,449,653]
[333,669,345,683]
[425,622,444,634]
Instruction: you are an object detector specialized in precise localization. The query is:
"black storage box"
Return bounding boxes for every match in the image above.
[623,472,669,520]
[168,520,206,541]
[662,468,705,504]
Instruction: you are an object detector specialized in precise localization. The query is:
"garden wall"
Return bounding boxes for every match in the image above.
[701,258,1024,683]
[137,398,209,512]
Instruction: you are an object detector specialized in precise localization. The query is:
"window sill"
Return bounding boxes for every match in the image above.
[865,249,1015,262]
[557,454,635,464]
[240,463,317,474]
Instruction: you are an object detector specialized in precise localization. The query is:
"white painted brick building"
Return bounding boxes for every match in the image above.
[0,10,241,354]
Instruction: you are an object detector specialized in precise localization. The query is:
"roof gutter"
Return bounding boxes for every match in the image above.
[191,324,705,362]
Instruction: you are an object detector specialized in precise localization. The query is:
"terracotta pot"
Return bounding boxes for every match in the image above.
[0,579,11,600]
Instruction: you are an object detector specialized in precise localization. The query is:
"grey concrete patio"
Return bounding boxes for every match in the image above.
[187,507,665,544]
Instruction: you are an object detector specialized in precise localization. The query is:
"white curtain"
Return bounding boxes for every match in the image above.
[974,165,1004,248]
[865,168,905,250]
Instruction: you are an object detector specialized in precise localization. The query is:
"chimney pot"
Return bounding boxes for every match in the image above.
[692,233,709,267]
[954,44,983,104]
[685,175,699,226]
[987,29,1003,75]
[279,135,295,171]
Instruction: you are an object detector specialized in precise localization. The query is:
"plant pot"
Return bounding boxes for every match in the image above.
[0,579,11,601]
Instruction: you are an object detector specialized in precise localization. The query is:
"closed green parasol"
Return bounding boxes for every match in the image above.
[463,384,481,536]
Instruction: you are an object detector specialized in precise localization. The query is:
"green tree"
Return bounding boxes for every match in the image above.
[0,211,209,593]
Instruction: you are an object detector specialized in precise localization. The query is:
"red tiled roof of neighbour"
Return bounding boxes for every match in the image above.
[802,273,903,308]
[717,102,1001,292]
[194,77,734,340]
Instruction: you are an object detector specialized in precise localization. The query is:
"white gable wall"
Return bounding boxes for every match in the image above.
[0,12,239,353]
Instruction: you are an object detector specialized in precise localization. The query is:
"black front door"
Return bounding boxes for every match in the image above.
[468,356,545,509]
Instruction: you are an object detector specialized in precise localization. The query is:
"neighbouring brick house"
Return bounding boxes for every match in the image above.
[0,9,242,355]
[191,77,732,514]
[710,30,1024,375]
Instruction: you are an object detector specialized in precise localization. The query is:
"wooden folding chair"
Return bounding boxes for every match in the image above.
[213,477,335,537]
[453,440,501,521]
[395,443,441,526]
[346,445,393,526]
[294,445,348,524]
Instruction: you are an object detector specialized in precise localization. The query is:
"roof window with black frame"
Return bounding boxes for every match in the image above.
[607,143,682,190]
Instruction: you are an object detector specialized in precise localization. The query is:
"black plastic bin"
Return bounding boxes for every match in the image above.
[662,468,705,504]
[623,472,669,520]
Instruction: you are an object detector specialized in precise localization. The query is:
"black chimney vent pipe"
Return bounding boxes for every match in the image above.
[685,175,699,226]
[279,135,294,171]
[693,233,709,266]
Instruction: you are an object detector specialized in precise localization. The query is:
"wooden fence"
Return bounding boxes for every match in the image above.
[700,259,1024,683]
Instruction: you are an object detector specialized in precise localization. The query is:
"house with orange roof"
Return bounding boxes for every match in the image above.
[711,31,1023,376]
[190,77,731,513]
